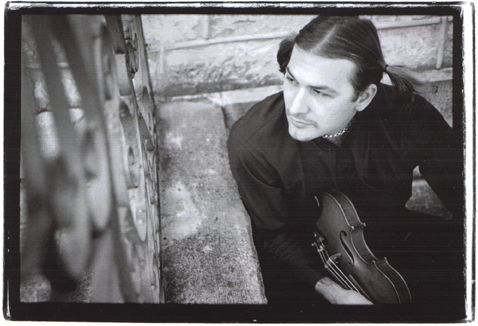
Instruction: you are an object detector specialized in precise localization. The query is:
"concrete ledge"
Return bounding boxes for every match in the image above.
[157,98,266,303]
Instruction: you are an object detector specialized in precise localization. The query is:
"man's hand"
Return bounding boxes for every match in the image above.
[315,276,373,305]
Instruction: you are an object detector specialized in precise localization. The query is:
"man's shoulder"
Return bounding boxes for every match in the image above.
[374,84,439,120]
[366,84,449,144]
[229,91,288,147]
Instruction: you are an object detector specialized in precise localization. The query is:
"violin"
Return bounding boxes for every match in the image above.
[312,191,412,303]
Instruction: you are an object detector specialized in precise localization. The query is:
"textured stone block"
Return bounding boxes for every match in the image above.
[142,14,209,46]
[373,15,453,68]
[209,14,314,38]
[418,79,453,126]
[367,15,429,24]
[158,98,266,303]
[159,39,283,96]
[379,22,453,69]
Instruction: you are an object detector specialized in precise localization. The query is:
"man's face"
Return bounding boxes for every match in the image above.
[283,46,364,142]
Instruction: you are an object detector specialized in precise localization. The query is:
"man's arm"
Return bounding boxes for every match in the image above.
[406,96,463,218]
[228,135,372,304]
[227,136,323,287]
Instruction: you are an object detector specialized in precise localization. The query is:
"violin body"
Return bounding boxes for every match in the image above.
[313,191,412,304]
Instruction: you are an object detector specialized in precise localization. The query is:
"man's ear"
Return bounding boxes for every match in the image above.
[355,84,377,112]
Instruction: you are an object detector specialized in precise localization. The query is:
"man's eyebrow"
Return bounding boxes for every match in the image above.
[311,85,338,95]
[286,67,338,95]
[285,67,296,80]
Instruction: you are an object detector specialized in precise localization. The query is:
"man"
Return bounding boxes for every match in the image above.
[227,16,463,305]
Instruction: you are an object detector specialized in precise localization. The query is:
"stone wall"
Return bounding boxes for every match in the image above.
[142,15,453,97]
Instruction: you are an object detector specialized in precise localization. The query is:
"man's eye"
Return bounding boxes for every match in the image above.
[312,89,328,97]
[286,75,296,83]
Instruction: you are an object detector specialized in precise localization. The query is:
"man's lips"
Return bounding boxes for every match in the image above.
[289,116,315,128]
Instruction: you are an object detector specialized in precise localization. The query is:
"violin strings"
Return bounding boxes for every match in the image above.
[325,256,354,290]
[312,231,374,301]
[318,250,341,283]
[314,243,347,288]
[315,239,365,296]
[327,261,362,294]
[321,252,348,287]
[318,245,353,290]
[320,246,351,287]
[327,259,361,293]
[321,247,361,293]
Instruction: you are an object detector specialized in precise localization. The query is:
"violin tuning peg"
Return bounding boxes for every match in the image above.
[314,195,320,207]
[330,253,341,261]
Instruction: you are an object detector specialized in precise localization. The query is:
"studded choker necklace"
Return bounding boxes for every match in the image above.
[322,125,350,139]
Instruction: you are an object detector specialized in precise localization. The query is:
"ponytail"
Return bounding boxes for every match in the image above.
[384,64,423,99]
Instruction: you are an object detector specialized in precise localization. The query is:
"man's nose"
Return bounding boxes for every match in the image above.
[288,87,309,115]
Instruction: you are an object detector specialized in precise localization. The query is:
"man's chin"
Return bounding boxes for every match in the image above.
[288,128,318,142]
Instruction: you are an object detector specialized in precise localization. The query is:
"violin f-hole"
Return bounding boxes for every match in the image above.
[339,231,355,265]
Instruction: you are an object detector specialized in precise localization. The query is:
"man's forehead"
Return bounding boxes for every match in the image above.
[287,46,357,89]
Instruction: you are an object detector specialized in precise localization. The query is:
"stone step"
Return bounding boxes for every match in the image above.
[157,97,266,303]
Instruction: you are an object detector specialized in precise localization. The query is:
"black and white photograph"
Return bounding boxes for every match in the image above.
[4,1,475,323]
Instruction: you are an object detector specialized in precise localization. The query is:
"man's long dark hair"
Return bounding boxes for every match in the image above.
[277,16,420,98]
